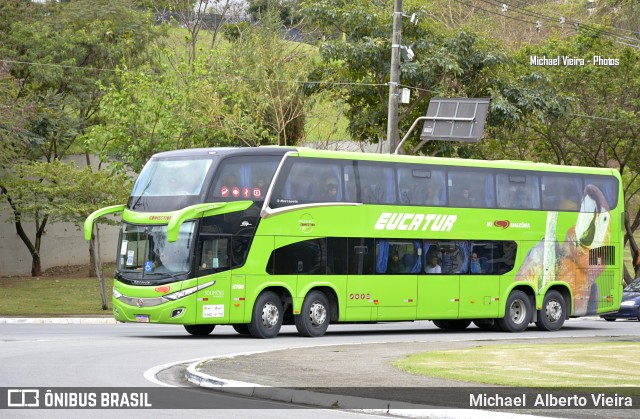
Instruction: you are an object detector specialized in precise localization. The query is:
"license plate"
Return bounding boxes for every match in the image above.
[135,314,150,323]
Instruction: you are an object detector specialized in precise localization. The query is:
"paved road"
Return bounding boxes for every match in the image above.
[2,318,640,418]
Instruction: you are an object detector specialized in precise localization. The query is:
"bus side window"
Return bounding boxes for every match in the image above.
[448,170,495,208]
[542,176,582,211]
[198,238,230,273]
[349,239,374,274]
[327,238,348,274]
[584,176,618,210]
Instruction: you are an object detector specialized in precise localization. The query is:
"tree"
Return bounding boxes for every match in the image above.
[0,0,161,276]
[474,31,640,280]
[87,10,314,171]
[1,161,129,281]
[301,0,523,153]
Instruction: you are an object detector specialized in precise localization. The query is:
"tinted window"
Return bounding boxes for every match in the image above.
[356,162,396,204]
[271,158,344,207]
[349,238,375,274]
[584,176,618,210]
[397,166,446,206]
[541,175,582,211]
[448,170,495,208]
[496,173,540,209]
[211,155,280,202]
[268,238,326,275]
[375,240,422,274]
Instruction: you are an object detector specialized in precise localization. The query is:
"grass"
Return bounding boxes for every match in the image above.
[0,272,114,316]
[394,343,640,387]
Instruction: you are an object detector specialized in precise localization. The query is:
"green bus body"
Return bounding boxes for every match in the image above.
[85,147,624,337]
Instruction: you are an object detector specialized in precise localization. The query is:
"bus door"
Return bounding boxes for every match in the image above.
[346,239,375,321]
[374,240,418,320]
[346,239,418,321]
[459,241,510,318]
[195,235,231,323]
[417,242,461,319]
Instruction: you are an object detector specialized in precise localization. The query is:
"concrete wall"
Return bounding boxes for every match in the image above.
[0,155,123,277]
[0,209,120,276]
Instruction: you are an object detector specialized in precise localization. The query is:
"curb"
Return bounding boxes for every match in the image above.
[0,317,117,324]
[184,352,545,418]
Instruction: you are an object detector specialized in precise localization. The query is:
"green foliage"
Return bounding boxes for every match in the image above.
[301,0,526,154]
[87,10,313,172]
[247,0,303,26]
[0,275,114,315]
[2,160,130,228]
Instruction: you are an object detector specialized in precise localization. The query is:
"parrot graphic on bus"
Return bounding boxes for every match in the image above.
[515,184,611,316]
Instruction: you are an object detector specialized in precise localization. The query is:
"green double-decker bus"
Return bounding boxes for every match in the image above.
[85,147,624,338]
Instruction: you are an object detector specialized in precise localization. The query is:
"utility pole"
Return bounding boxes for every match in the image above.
[386,0,402,154]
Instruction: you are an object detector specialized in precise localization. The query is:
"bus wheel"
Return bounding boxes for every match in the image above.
[432,320,471,330]
[232,324,250,335]
[535,290,566,331]
[248,291,283,339]
[184,324,215,336]
[497,290,531,332]
[295,291,330,337]
[472,319,494,330]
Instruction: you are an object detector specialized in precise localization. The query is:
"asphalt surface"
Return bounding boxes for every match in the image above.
[188,336,640,418]
[4,317,639,417]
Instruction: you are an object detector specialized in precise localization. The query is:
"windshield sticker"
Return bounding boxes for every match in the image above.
[126,250,135,266]
[120,240,128,256]
[144,261,153,272]
[374,213,457,232]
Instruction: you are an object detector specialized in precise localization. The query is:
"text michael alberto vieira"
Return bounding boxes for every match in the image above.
[470,392,633,408]
[529,55,620,66]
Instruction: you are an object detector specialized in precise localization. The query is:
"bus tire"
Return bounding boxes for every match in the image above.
[184,324,215,336]
[497,290,531,332]
[535,290,566,331]
[472,319,493,330]
[295,291,330,337]
[232,324,250,335]
[248,291,283,339]
[432,320,471,330]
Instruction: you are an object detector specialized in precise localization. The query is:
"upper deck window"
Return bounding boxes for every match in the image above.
[132,158,213,197]
[210,156,281,202]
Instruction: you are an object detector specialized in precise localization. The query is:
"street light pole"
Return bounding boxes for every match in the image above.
[386,0,402,154]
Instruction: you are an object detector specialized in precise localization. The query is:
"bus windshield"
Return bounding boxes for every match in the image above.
[117,221,196,280]
[132,158,213,197]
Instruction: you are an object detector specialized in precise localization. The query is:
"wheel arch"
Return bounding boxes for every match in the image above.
[499,283,536,318]
[303,286,339,323]
[252,285,294,320]
[542,285,572,320]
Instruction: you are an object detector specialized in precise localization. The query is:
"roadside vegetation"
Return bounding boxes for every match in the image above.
[394,342,640,387]
[0,265,114,316]
[2,0,640,282]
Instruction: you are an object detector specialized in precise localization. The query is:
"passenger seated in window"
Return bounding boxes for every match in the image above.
[512,188,531,209]
[470,252,483,273]
[559,185,578,210]
[493,242,516,273]
[387,251,404,274]
[424,186,440,206]
[425,254,442,274]
[320,179,339,201]
[458,188,473,207]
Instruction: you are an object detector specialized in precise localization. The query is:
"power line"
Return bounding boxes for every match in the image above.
[481,0,640,45]
[450,0,639,48]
